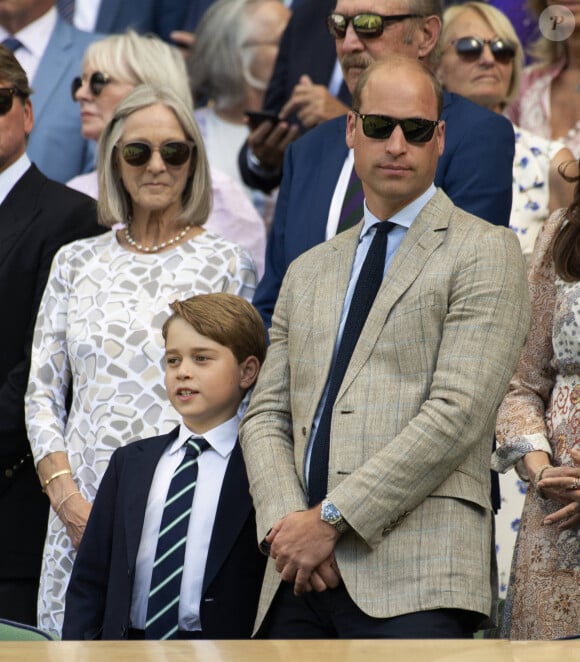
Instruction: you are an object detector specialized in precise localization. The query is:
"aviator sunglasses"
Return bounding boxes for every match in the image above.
[119,141,195,167]
[451,37,516,64]
[353,111,440,143]
[326,12,422,39]
[0,87,24,115]
[71,71,112,101]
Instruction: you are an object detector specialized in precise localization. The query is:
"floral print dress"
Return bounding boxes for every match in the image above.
[494,210,580,639]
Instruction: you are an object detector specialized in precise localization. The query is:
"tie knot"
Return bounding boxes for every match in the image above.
[2,37,22,53]
[373,221,396,234]
[184,436,210,458]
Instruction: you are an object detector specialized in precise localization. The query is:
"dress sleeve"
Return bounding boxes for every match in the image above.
[25,245,74,465]
[493,210,565,476]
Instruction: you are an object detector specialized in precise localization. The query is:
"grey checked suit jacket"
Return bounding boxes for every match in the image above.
[240,189,531,629]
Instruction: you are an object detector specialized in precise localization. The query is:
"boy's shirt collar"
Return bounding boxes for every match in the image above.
[172,416,239,459]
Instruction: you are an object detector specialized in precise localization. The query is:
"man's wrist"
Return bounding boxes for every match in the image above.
[320,498,350,534]
[248,148,281,175]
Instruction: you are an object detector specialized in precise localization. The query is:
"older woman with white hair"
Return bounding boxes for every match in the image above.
[25,85,257,638]
[189,0,290,229]
[67,29,266,275]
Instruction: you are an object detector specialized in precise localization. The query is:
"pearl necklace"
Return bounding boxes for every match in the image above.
[124,223,192,253]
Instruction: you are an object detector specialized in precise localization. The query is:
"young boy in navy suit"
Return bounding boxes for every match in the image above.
[62,293,267,640]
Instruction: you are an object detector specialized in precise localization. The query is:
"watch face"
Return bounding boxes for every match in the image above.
[322,500,340,523]
[322,500,349,533]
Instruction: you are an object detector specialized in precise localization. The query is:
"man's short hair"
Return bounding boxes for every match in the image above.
[162,293,267,365]
[0,44,32,97]
[352,55,443,118]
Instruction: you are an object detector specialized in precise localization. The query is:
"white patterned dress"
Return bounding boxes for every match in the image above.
[25,229,256,637]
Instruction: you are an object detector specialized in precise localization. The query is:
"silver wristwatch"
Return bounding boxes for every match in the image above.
[320,498,350,534]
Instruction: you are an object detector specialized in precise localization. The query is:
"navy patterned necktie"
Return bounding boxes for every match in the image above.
[56,0,76,22]
[337,165,364,234]
[145,436,210,640]
[308,221,395,507]
[2,37,22,52]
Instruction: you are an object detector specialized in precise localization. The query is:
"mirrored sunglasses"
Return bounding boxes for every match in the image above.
[119,141,195,167]
[71,71,112,101]
[326,12,422,39]
[452,37,516,64]
[353,112,440,143]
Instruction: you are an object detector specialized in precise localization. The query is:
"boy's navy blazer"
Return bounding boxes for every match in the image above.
[62,426,265,640]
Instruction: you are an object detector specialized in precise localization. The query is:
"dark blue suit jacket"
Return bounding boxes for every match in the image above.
[62,427,265,640]
[253,92,515,328]
[95,0,190,42]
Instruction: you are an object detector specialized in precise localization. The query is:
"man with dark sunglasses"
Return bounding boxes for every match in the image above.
[249,0,515,332]
[0,44,103,626]
[240,54,530,640]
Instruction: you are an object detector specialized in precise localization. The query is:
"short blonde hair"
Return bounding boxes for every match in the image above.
[82,29,193,107]
[438,1,524,106]
[97,85,211,228]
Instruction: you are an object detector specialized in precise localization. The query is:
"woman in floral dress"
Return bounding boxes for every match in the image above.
[494,196,580,639]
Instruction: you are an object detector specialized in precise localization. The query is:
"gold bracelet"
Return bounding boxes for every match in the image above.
[43,469,72,490]
[533,463,552,499]
[56,490,81,516]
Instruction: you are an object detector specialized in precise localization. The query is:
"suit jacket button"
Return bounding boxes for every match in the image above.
[302,427,307,436]
[4,469,13,478]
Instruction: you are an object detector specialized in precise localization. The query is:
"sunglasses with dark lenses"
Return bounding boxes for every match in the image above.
[354,112,440,143]
[326,12,422,39]
[0,87,24,115]
[119,141,195,167]
[452,37,516,64]
[71,71,112,101]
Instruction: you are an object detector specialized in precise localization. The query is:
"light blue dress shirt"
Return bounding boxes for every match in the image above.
[304,184,437,489]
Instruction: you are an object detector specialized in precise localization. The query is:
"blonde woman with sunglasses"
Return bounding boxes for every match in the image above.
[437,1,575,264]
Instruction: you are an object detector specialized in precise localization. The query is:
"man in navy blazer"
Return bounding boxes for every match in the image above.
[62,429,265,640]
[0,2,101,183]
[252,0,515,329]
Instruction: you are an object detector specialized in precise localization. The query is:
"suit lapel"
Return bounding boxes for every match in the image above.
[31,18,72,119]
[202,442,252,594]
[306,225,360,423]
[0,166,42,261]
[302,118,349,250]
[124,428,179,570]
[338,190,452,396]
[94,0,121,33]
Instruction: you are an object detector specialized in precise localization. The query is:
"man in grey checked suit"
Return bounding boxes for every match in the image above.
[240,55,531,638]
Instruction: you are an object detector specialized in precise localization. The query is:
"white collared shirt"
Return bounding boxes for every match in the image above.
[0,153,30,205]
[0,7,56,84]
[130,416,239,632]
[70,0,102,32]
